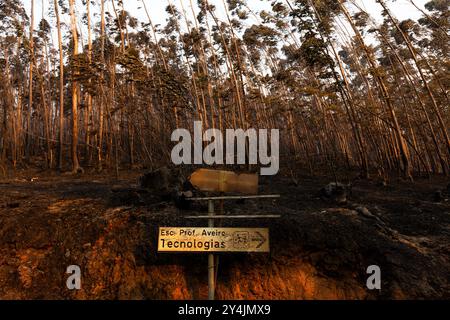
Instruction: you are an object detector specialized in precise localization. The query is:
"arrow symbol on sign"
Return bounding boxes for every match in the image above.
[251,231,267,249]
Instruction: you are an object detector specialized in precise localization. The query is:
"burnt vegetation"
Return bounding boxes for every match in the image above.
[0,0,448,179]
[0,0,449,300]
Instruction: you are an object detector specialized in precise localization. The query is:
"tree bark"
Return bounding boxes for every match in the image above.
[69,0,82,173]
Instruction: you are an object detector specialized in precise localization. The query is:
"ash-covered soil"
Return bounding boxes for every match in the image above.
[0,169,449,300]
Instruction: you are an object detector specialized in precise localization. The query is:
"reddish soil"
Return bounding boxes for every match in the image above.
[0,169,449,300]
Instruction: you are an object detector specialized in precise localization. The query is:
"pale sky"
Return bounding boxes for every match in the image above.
[20,0,430,48]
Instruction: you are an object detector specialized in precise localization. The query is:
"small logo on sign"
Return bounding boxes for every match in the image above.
[233,231,250,249]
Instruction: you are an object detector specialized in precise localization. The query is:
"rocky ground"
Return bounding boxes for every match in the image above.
[0,168,449,300]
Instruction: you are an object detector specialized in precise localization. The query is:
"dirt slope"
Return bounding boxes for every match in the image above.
[0,170,449,299]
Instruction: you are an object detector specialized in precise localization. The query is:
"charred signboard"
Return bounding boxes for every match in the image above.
[158,227,269,253]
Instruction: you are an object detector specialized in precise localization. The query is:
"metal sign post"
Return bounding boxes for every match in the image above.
[184,195,279,301]
[208,199,215,300]
[157,169,281,301]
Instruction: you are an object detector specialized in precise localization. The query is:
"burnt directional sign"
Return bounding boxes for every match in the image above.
[158,227,269,253]
[189,169,259,195]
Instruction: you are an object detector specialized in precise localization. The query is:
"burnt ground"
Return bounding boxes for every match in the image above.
[0,169,449,300]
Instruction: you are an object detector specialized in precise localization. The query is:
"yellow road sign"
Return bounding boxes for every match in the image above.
[158,227,269,253]
[188,169,259,194]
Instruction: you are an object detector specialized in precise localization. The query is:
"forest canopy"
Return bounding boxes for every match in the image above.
[0,0,448,180]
